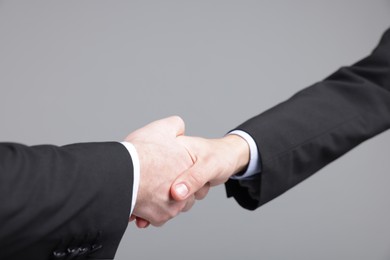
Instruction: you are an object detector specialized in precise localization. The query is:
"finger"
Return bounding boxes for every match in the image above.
[181,195,196,212]
[194,183,210,200]
[171,163,209,201]
[129,215,136,222]
[136,217,150,228]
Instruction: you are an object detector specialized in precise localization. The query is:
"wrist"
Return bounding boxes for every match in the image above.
[221,134,250,175]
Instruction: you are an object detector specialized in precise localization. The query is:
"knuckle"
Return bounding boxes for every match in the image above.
[195,191,206,200]
[153,215,169,227]
[172,115,184,124]
[150,213,166,227]
[178,203,187,212]
[170,201,187,217]
[170,115,185,128]
[182,199,195,212]
[154,221,165,227]
[162,204,181,221]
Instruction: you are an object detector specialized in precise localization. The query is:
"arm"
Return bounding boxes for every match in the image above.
[0,142,133,259]
[172,28,390,209]
[227,27,390,209]
[0,116,197,259]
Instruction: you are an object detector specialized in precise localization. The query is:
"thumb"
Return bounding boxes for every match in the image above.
[171,163,209,201]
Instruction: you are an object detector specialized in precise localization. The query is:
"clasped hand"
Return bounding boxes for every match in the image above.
[125,116,249,228]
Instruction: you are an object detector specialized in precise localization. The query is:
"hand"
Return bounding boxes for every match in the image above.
[125,116,197,227]
[171,134,250,201]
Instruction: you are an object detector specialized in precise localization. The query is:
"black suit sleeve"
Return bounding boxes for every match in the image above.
[225,28,390,210]
[0,142,133,260]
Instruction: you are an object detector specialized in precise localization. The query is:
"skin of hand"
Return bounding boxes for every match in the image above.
[170,134,250,201]
[125,116,198,227]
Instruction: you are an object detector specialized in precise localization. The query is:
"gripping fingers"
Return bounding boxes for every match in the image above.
[181,195,196,212]
[194,183,210,200]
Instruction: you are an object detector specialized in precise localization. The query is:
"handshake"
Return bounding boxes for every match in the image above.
[125,116,250,228]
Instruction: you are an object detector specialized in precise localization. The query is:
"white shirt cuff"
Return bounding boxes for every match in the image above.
[120,141,140,216]
[228,130,261,179]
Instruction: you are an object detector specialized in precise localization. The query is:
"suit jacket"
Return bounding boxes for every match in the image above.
[0,142,133,259]
[226,28,390,210]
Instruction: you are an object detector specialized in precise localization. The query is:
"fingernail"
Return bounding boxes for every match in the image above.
[175,183,189,198]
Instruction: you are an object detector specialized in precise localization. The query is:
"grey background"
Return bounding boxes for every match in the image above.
[1,1,390,259]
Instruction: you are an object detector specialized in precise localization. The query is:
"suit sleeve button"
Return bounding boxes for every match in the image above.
[67,247,81,256]
[78,246,90,256]
[90,244,103,253]
[52,250,67,259]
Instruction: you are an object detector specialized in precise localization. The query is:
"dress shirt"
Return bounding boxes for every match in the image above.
[120,142,140,215]
[121,129,261,216]
[229,130,262,179]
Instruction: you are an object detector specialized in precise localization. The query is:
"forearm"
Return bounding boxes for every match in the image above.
[227,28,390,209]
[0,142,133,258]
